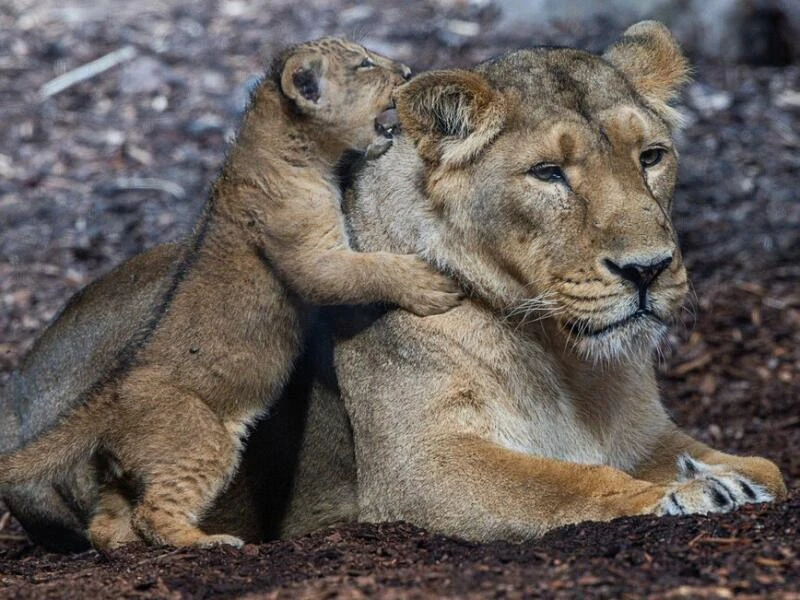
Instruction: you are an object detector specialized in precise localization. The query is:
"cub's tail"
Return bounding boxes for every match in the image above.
[0,398,111,486]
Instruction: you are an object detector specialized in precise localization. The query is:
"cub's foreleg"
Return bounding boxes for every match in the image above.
[280,249,462,316]
[258,191,461,317]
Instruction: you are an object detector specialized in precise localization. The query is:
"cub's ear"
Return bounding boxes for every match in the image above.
[395,69,506,166]
[603,21,691,127]
[280,51,325,110]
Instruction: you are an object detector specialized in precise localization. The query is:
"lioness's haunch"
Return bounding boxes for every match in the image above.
[0,38,459,551]
[333,20,786,540]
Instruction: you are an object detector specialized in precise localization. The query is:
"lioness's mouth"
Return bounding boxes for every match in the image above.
[566,309,662,338]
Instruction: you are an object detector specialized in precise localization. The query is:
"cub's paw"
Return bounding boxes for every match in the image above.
[365,136,393,160]
[196,533,245,549]
[657,454,774,516]
[397,260,463,316]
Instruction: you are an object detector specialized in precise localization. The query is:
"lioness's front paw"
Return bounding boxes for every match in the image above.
[657,454,774,516]
[397,259,463,316]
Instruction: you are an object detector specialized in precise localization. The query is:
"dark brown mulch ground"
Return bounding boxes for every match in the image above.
[1,1,798,598]
[1,499,799,599]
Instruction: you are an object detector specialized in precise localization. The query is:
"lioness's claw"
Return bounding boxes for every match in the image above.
[657,455,773,516]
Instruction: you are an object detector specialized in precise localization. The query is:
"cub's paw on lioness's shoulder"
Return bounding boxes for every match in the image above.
[393,255,463,316]
[657,454,775,516]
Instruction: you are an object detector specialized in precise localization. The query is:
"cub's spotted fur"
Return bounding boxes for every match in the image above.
[0,38,459,550]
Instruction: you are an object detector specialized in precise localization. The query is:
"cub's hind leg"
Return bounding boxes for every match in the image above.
[115,382,245,548]
[87,448,143,550]
[88,488,139,550]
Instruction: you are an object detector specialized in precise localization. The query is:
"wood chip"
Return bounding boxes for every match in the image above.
[668,352,713,377]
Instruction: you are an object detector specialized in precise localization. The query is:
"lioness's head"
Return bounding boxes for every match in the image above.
[275,37,410,152]
[374,22,691,362]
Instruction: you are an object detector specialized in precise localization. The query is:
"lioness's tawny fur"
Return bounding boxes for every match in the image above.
[0,38,459,550]
[329,21,786,540]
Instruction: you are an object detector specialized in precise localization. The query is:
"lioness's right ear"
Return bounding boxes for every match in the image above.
[395,70,506,166]
[603,21,690,128]
[280,51,325,111]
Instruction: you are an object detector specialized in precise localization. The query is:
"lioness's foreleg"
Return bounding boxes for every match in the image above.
[632,428,786,515]
[364,435,676,541]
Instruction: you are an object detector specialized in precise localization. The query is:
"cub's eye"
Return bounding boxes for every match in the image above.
[640,147,665,168]
[529,163,566,183]
[357,57,376,69]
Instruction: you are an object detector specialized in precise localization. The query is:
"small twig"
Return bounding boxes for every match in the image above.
[0,534,27,542]
[767,415,800,430]
[687,531,706,547]
[133,548,185,567]
[40,45,137,98]
[107,177,186,199]
[667,352,713,377]
[755,556,785,567]
[696,537,752,546]
[0,511,10,532]
[5,263,63,276]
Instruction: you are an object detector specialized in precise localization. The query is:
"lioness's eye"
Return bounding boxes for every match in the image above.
[357,57,376,69]
[529,163,566,183]
[640,148,665,168]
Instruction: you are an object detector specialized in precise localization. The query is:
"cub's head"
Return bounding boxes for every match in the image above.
[396,21,691,362]
[276,37,410,152]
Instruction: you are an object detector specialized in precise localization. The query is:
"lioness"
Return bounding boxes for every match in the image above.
[329,20,787,540]
[0,37,459,550]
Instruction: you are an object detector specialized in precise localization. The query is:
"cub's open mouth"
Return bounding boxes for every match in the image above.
[374,104,399,138]
[566,309,662,338]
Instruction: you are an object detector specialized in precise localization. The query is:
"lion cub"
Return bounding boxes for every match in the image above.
[0,38,459,549]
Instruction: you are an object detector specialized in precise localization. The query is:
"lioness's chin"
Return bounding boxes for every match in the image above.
[565,312,668,363]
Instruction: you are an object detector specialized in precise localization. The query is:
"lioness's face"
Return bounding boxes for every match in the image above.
[396,23,690,362]
[473,53,687,360]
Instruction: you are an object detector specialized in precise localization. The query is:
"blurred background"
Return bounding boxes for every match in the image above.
[0,1,798,484]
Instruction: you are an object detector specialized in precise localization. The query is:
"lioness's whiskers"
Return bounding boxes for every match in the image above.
[503,288,566,332]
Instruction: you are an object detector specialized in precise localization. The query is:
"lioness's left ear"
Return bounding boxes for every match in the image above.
[395,69,506,166]
[280,51,325,110]
[603,21,690,127]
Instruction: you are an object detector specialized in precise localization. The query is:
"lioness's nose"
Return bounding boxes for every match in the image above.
[603,255,672,291]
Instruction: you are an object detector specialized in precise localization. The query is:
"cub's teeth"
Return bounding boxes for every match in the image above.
[375,107,399,137]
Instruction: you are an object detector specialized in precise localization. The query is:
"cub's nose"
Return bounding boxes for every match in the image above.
[400,65,412,80]
[603,255,673,291]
